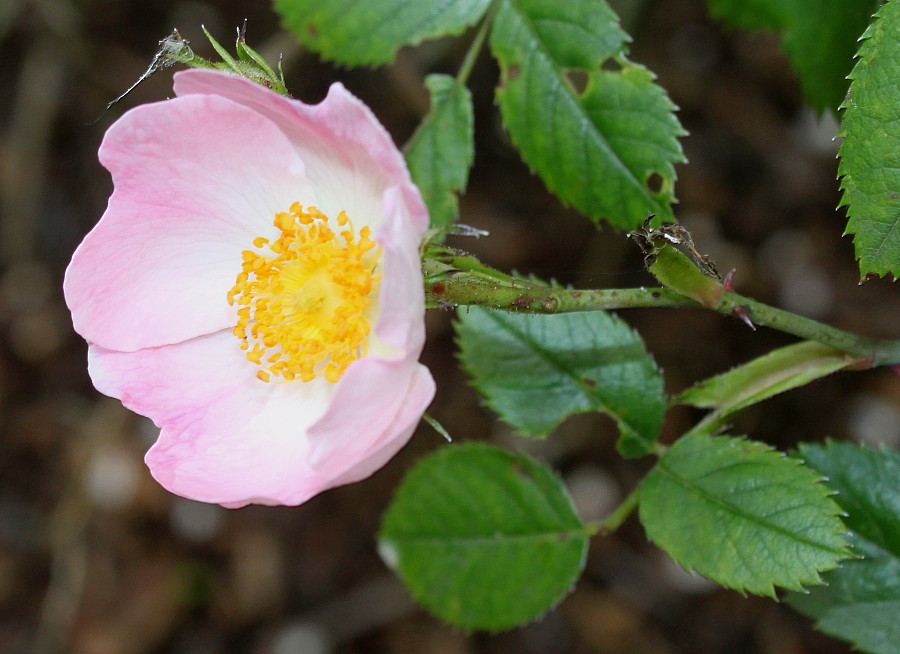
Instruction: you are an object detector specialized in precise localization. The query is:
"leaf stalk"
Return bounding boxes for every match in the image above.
[596,485,641,534]
[456,0,499,87]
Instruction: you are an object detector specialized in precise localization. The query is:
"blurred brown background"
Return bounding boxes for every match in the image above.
[1,0,898,652]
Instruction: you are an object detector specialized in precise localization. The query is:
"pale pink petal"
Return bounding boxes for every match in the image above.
[65,93,316,351]
[139,350,432,507]
[314,363,436,490]
[91,331,341,506]
[145,380,331,507]
[173,70,428,236]
[307,353,431,469]
[371,187,428,354]
[88,330,261,425]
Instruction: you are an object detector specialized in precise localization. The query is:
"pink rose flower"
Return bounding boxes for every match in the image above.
[64,70,435,507]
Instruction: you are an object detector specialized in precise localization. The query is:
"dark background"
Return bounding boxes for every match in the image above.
[1,0,898,652]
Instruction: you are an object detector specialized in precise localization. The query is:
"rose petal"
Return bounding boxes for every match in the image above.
[65,93,316,351]
[145,379,331,507]
[134,342,432,507]
[310,360,435,487]
[371,186,428,354]
[90,328,356,506]
[173,70,428,236]
[88,330,262,425]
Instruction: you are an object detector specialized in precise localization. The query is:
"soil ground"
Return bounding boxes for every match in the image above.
[1,1,898,652]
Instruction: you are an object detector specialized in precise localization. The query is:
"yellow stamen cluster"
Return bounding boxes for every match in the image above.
[227,203,379,384]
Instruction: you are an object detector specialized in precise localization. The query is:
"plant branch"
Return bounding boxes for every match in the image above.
[425,259,900,367]
[710,292,900,365]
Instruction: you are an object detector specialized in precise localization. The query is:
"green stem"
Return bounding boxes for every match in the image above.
[712,292,900,365]
[596,485,641,534]
[401,7,494,155]
[456,1,498,87]
[426,261,900,366]
[426,258,696,312]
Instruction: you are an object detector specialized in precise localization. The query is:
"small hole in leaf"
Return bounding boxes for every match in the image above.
[600,57,623,73]
[564,69,589,95]
[306,22,319,37]
[646,172,665,194]
[511,460,535,482]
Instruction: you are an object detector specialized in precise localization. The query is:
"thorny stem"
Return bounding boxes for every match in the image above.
[424,258,900,367]
[711,292,900,365]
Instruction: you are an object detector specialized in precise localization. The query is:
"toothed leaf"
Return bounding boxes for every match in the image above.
[490,0,686,228]
[838,0,900,279]
[405,74,475,229]
[788,443,900,654]
[275,0,492,65]
[639,433,850,597]
[455,307,664,456]
[379,443,589,630]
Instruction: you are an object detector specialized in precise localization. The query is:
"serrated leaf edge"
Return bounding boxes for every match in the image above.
[654,451,850,558]
[405,74,475,228]
[378,442,589,632]
[491,0,686,226]
[455,308,663,450]
[279,0,492,66]
[641,435,852,596]
[836,1,899,280]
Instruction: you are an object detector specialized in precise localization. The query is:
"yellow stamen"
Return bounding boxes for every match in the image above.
[227,203,379,383]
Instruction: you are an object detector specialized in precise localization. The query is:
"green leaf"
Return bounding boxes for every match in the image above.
[707,0,880,112]
[455,307,665,456]
[489,0,686,229]
[787,443,900,654]
[274,0,492,66]
[798,443,900,554]
[405,75,475,229]
[676,341,857,435]
[638,433,850,597]
[379,443,590,631]
[838,0,900,280]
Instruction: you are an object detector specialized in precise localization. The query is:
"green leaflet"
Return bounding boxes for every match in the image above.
[490,0,686,229]
[676,341,857,435]
[707,0,880,113]
[379,443,589,630]
[405,75,475,229]
[639,433,850,597]
[788,443,900,654]
[274,0,492,65]
[838,0,900,279]
[455,307,665,456]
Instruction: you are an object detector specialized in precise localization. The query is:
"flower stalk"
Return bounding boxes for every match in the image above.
[424,253,900,367]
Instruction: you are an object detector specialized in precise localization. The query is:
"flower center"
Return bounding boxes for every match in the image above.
[227,203,379,384]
